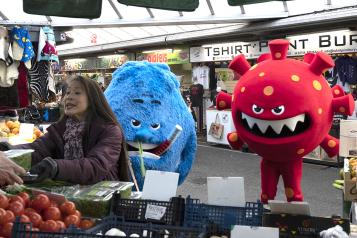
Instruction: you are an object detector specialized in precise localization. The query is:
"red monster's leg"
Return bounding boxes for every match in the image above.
[261,159,280,203]
[281,158,304,202]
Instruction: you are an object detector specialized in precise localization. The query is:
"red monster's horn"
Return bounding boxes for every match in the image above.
[229,54,251,76]
[269,39,289,60]
[309,52,334,75]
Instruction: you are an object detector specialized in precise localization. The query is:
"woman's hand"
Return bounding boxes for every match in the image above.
[29,157,58,183]
[0,152,26,185]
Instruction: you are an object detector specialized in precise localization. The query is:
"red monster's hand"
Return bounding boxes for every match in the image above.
[227,132,245,150]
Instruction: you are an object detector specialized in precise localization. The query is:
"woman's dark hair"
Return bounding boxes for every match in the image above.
[67,75,129,181]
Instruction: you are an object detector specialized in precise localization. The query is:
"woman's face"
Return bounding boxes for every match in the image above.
[64,80,89,121]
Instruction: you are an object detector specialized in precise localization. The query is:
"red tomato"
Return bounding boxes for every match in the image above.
[31,194,50,211]
[9,195,24,206]
[40,219,59,232]
[56,220,66,230]
[0,208,6,221]
[8,201,24,216]
[49,200,59,208]
[0,195,9,209]
[19,214,30,223]
[59,201,76,215]
[64,214,80,227]
[0,211,15,224]
[1,222,13,238]
[80,219,95,229]
[28,212,43,228]
[24,207,36,216]
[43,207,61,221]
[74,210,81,218]
[18,192,30,207]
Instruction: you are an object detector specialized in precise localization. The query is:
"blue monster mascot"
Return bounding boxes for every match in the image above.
[105,61,197,189]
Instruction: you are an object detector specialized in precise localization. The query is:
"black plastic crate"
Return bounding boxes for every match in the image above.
[12,217,84,238]
[110,193,185,226]
[184,197,263,237]
[87,215,205,237]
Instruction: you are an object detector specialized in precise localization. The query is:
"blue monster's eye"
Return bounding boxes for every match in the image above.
[131,119,141,128]
[271,105,285,115]
[151,123,160,130]
[252,104,264,114]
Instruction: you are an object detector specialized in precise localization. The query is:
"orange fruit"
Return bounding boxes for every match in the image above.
[34,130,42,137]
[11,128,19,134]
[13,121,20,128]
[6,121,14,129]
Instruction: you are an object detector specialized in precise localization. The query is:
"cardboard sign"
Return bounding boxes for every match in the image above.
[207,177,245,207]
[19,123,34,140]
[268,200,311,216]
[231,225,279,238]
[142,170,179,201]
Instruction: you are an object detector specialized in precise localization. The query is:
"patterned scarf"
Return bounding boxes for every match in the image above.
[63,117,86,160]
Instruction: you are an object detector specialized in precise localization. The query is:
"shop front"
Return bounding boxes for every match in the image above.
[60,53,134,88]
[191,29,357,164]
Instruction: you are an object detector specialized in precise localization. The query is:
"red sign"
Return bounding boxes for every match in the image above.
[146,53,168,63]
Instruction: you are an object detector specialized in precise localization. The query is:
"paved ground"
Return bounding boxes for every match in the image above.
[177,143,343,217]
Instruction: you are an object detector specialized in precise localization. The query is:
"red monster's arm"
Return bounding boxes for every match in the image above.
[320,134,339,158]
[227,132,245,150]
[331,85,355,115]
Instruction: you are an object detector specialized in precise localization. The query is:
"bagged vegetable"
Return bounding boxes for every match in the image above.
[4,149,33,170]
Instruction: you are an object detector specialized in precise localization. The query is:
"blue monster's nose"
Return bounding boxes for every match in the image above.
[135,128,155,143]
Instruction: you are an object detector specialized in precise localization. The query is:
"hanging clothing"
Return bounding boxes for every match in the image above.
[190,83,204,107]
[37,27,59,63]
[10,26,35,69]
[335,56,357,86]
[0,60,19,87]
[192,65,210,89]
[17,62,29,107]
[0,79,19,108]
[29,60,50,102]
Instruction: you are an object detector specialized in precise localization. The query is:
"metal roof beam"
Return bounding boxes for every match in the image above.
[58,6,357,56]
[46,13,287,28]
[206,0,215,15]
[109,0,123,19]
[283,1,288,12]
[240,5,246,14]
[0,11,8,20]
[146,8,154,18]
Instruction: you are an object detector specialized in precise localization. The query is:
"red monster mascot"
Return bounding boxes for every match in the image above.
[216,39,355,203]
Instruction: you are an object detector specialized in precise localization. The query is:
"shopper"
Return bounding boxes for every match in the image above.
[0,152,26,186]
[3,75,129,185]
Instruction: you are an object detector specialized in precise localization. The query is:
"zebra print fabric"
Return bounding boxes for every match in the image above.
[28,60,49,102]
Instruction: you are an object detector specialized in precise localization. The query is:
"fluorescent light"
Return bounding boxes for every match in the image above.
[97,54,122,59]
[142,49,173,54]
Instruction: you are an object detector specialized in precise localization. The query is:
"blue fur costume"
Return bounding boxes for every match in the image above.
[105,61,197,189]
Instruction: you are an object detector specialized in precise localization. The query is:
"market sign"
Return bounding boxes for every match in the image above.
[62,54,132,71]
[137,48,189,65]
[190,30,357,62]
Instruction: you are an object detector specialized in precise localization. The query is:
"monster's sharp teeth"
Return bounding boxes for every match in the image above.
[270,121,285,134]
[283,114,305,132]
[255,121,270,134]
[242,113,255,129]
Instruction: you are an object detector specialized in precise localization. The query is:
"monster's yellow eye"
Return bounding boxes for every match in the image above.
[252,104,264,114]
[271,105,285,115]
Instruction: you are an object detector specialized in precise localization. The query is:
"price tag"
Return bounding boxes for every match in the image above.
[145,204,167,220]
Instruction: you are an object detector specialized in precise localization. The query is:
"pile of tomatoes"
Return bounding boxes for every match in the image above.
[0,192,95,237]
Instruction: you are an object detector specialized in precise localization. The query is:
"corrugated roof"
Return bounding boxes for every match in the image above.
[0,0,356,54]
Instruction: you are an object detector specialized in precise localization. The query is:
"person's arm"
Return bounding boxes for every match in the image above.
[13,129,57,165]
[55,124,122,185]
[0,152,26,186]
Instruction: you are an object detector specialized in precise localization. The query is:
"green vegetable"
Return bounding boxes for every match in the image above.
[333,183,344,190]
[5,149,33,170]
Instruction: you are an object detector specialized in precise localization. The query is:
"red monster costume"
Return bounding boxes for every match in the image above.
[216,39,355,203]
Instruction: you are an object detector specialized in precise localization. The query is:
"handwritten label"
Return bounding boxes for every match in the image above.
[145,204,166,220]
